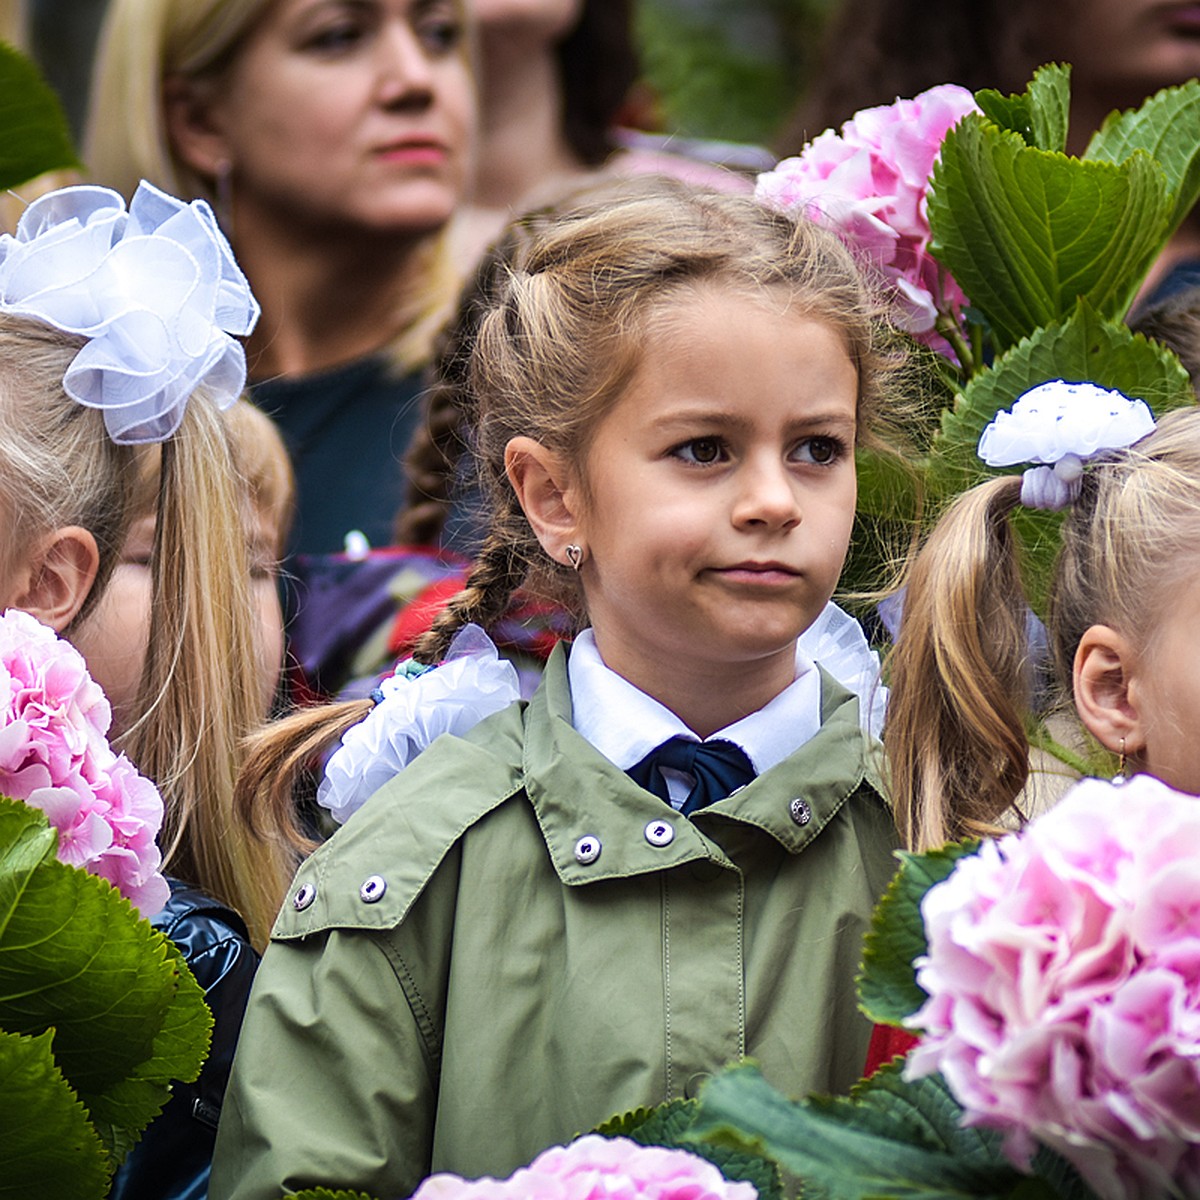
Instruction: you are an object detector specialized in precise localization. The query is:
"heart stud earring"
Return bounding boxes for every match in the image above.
[565,544,584,571]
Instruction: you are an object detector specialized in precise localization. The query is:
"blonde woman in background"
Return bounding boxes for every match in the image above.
[86,0,477,556]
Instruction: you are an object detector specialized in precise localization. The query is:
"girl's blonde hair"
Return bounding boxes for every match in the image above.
[84,0,467,371]
[241,177,904,828]
[887,407,1200,851]
[0,315,299,947]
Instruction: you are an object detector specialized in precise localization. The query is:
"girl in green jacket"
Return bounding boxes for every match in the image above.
[212,176,908,1200]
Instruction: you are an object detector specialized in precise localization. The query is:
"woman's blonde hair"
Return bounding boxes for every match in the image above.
[886,406,1200,852]
[240,176,905,827]
[84,0,468,371]
[0,315,299,947]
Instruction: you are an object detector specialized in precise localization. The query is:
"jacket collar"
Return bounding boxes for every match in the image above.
[525,643,886,886]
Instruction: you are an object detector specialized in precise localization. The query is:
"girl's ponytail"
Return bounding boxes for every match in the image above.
[126,394,300,947]
[885,475,1031,850]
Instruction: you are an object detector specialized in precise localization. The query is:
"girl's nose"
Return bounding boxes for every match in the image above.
[732,459,802,530]
[376,23,436,108]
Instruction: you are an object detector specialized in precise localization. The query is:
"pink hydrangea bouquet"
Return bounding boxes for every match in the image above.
[672,774,1200,1200]
[410,1135,759,1200]
[0,607,168,914]
[756,84,978,345]
[905,774,1200,1200]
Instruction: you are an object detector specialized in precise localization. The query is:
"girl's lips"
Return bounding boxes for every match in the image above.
[713,563,801,585]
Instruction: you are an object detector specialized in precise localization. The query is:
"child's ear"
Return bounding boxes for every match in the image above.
[505,437,584,568]
[162,73,231,180]
[13,526,100,633]
[1073,624,1146,755]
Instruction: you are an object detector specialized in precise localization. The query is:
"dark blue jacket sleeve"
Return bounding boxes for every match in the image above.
[110,879,260,1200]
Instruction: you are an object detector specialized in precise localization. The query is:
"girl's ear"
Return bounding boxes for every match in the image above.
[505,436,584,567]
[1073,624,1146,754]
[13,526,100,633]
[162,73,231,180]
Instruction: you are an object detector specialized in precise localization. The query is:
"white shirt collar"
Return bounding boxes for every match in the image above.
[566,628,822,777]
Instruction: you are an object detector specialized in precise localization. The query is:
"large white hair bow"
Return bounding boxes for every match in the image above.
[0,181,260,444]
[977,380,1156,510]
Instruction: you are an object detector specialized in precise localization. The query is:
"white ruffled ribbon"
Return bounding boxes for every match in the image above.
[0,181,259,444]
[799,601,888,739]
[318,625,521,826]
[977,380,1156,510]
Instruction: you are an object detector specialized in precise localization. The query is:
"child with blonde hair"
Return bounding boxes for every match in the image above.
[886,382,1200,852]
[212,177,906,1200]
[0,179,304,1197]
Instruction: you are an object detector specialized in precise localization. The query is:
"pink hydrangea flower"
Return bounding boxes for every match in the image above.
[409,1135,758,1200]
[0,608,168,914]
[905,775,1200,1200]
[756,84,978,344]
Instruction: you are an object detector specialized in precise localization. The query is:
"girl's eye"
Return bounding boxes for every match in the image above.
[793,436,844,466]
[674,438,726,465]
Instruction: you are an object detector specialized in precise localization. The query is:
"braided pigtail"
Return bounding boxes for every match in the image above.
[885,475,1032,850]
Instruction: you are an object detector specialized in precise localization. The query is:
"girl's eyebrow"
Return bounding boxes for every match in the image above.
[649,408,857,433]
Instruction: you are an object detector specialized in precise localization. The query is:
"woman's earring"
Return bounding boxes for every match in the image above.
[565,544,584,571]
[1113,736,1128,785]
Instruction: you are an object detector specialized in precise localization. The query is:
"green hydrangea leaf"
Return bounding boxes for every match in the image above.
[857,842,980,1027]
[688,1063,1032,1200]
[283,1191,377,1200]
[928,115,1171,349]
[596,1096,783,1200]
[1085,79,1200,237]
[0,791,60,886]
[976,63,1070,153]
[0,796,210,1160]
[596,1097,697,1141]
[0,1027,110,1199]
[0,41,79,192]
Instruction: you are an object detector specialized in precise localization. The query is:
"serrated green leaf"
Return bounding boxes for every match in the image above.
[0,42,79,191]
[1085,79,1200,237]
[858,842,979,1026]
[597,1097,697,1141]
[974,91,1034,146]
[596,1096,783,1200]
[284,1191,377,1200]
[0,1027,110,1199]
[689,1064,1022,1200]
[0,795,59,904]
[976,64,1070,153]
[1026,64,1071,155]
[0,795,210,1155]
[929,116,1171,348]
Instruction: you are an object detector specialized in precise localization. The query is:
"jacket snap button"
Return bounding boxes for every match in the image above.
[644,819,675,847]
[574,835,602,865]
[360,874,387,903]
[293,882,317,911]
[789,797,812,826]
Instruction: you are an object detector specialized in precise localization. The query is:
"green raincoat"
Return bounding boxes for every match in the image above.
[210,645,898,1200]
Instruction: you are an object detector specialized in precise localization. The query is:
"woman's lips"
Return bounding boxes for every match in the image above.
[376,140,449,165]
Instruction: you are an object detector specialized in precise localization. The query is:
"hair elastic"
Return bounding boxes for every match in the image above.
[977,380,1156,510]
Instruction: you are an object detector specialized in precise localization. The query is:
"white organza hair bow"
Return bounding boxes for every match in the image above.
[0,181,260,444]
[978,379,1156,510]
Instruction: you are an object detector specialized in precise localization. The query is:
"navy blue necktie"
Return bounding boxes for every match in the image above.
[628,737,756,815]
